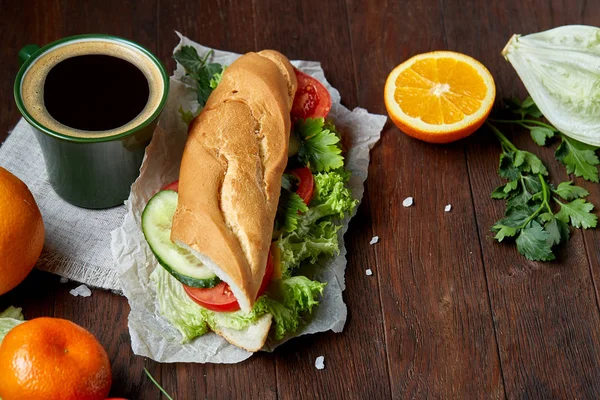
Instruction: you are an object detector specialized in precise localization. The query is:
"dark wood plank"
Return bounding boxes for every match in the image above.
[452,0,600,397]
[156,1,277,399]
[0,0,65,144]
[346,0,505,397]
[252,0,392,398]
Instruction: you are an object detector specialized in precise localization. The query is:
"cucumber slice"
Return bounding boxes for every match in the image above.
[142,190,220,288]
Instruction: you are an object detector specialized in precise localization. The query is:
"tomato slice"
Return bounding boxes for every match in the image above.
[162,180,179,192]
[290,167,314,205]
[291,68,332,120]
[183,250,274,312]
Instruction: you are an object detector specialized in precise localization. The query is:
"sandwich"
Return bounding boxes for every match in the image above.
[142,46,358,352]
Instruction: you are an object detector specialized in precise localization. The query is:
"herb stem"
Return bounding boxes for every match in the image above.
[488,118,557,131]
[539,173,554,214]
[487,122,518,152]
[144,368,174,400]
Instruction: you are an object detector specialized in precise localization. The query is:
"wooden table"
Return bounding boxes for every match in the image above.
[2,0,600,398]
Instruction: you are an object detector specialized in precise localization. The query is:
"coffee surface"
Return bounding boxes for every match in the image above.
[20,39,164,139]
[44,55,150,131]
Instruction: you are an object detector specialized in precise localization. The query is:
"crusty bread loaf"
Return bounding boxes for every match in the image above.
[171,50,297,313]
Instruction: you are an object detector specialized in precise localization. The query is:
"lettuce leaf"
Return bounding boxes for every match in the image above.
[278,221,340,276]
[0,306,24,345]
[276,170,357,275]
[306,170,358,223]
[152,267,325,343]
[152,266,211,342]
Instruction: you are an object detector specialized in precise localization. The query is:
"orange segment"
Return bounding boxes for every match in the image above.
[384,51,496,144]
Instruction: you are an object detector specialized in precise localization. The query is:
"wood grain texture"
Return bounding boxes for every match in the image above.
[346,0,504,398]
[3,0,600,399]
[454,0,600,398]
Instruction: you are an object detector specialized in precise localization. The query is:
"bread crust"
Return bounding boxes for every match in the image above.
[171,51,297,312]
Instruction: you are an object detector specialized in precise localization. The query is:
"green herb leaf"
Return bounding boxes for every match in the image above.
[556,199,598,229]
[543,215,570,245]
[491,180,518,199]
[516,221,555,261]
[553,181,589,201]
[178,105,196,125]
[277,192,309,233]
[530,126,555,146]
[296,118,344,172]
[514,150,548,175]
[281,173,298,192]
[555,135,600,183]
[506,96,543,119]
[173,46,206,75]
[173,46,226,109]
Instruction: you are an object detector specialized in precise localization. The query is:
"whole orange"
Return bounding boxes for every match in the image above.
[0,317,112,400]
[0,167,44,295]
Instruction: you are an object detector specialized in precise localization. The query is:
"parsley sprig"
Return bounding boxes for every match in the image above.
[173,46,226,123]
[488,122,597,261]
[295,118,344,172]
[489,97,600,182]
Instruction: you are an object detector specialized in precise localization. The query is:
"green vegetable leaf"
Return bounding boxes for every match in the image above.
[178,105,196,125]
[278,221,340,276]
[296,118,344,172]
[553,181,589,201]
[173,46,206,74]
[281,173,298,192]
[530,126,555,146]
[0,306,25,346]
[277,192,309,233]
[491,180,518,199]
[514,150,548,175]
[543,215,570,245]
[492,205,537,235]
[555,135,600,183]
[498,153,521,181]
[556,199,598,229]
[515,221,555,261]
[303,170,358,225]
[493,224,518,241]
[506,96,543,119]
[173,46,226,108]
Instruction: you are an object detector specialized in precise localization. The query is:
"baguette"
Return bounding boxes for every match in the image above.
[171,50,297,314]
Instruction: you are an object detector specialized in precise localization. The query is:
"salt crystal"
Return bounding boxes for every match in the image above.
[59,277,68,284]
[369,236,379,245]
[366,269,373,276]
[402,197,413,207]
[315,356,325,370]
[69,284,92,298]
[444,204,452,212]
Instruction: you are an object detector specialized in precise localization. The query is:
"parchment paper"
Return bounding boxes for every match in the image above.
[110,33,387,363]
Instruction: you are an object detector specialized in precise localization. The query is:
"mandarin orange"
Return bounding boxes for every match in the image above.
[0,317,112,400]
[0,167,45,295]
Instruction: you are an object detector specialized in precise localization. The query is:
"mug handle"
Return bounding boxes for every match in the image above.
[19,44,41,66]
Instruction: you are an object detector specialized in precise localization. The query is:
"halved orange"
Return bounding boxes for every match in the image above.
[384,51,496,144]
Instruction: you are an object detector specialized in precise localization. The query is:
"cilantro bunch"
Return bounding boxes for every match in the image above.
[488,122,597,261]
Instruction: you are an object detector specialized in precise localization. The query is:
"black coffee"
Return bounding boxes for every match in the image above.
[43,55,150,131]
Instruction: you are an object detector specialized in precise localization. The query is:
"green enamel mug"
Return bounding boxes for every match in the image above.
[14,34,169,209]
